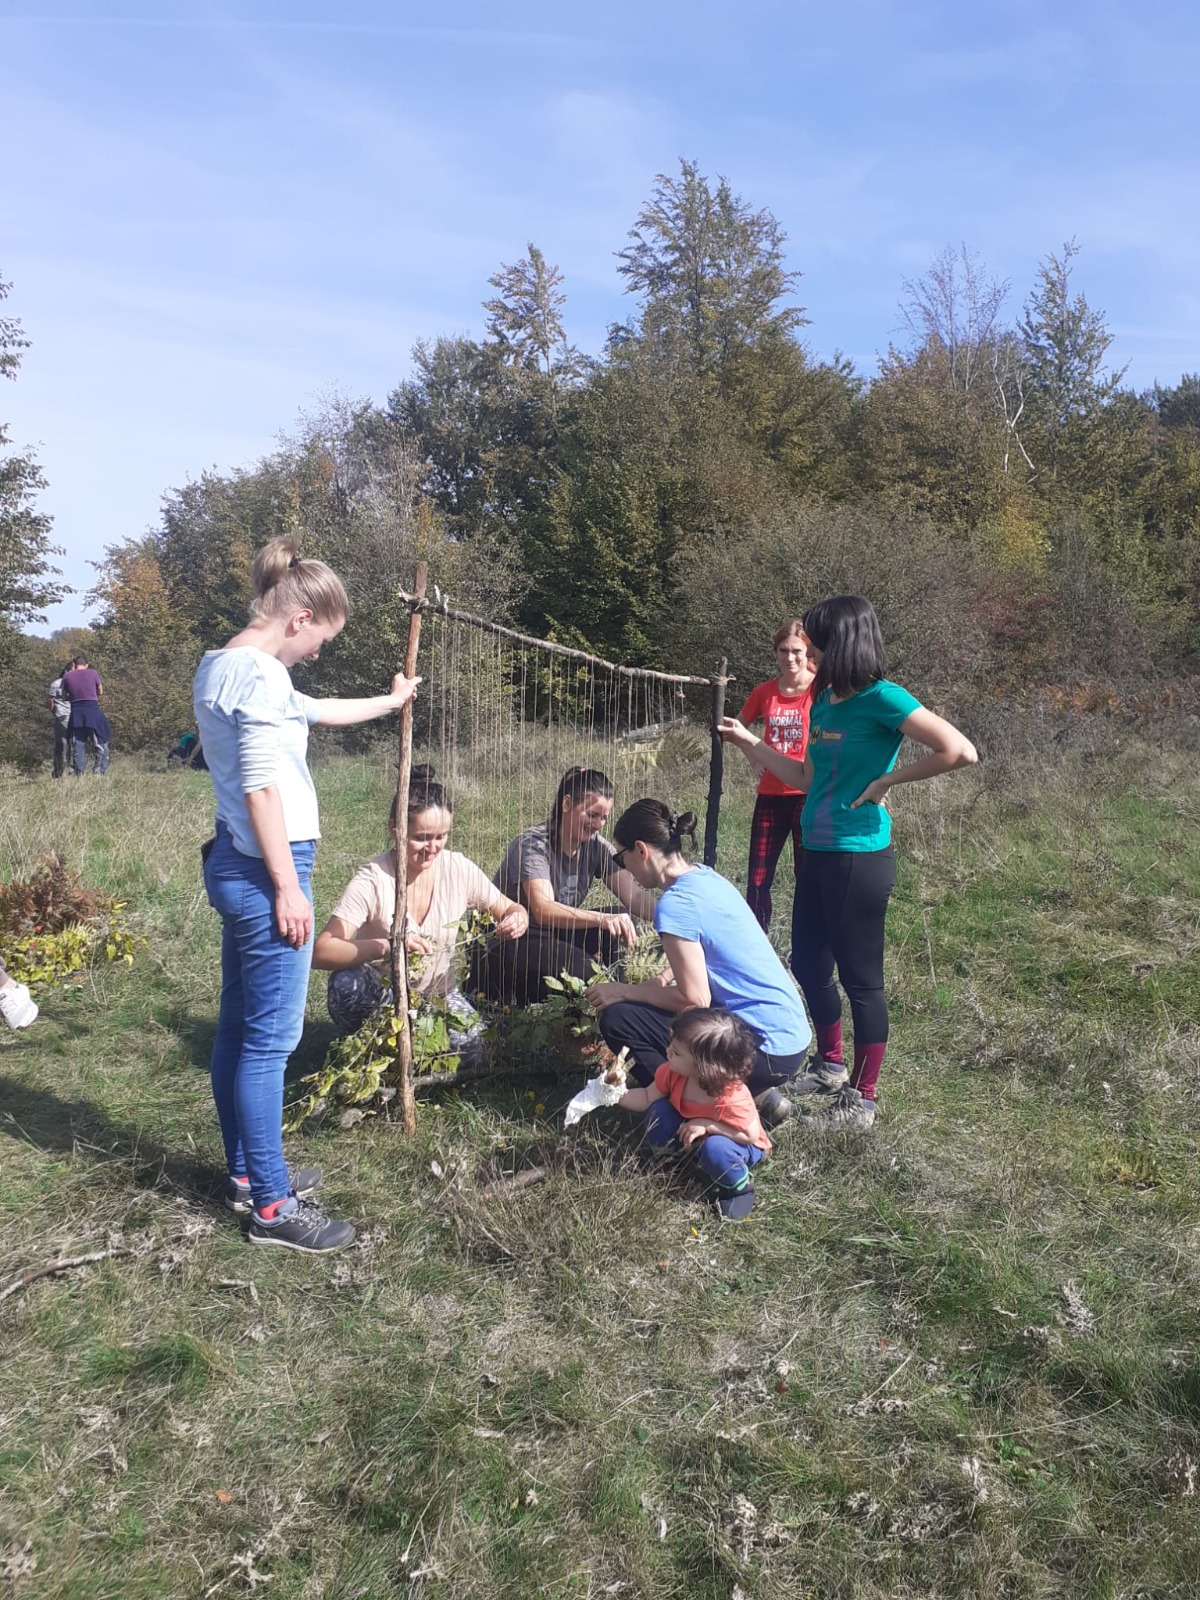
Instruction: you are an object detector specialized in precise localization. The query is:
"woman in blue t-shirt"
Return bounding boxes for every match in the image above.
[586,798,811,1123]
[720,595,977,1129]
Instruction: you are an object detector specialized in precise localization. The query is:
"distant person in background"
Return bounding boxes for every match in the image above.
[738,619,815,934]
[168,728,208,771]
[62,655,112,776]
[47,662,72,778]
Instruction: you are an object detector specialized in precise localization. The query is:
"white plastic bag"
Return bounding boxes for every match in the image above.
[563,1048,630,1127]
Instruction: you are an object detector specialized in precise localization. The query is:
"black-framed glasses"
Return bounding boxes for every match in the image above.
[612,846,629,871]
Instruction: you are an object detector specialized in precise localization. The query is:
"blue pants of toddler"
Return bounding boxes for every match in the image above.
[644,1098,766,1193]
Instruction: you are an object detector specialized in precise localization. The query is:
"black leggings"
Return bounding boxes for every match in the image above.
[472,925,623,1008]
[789,846,895,1045]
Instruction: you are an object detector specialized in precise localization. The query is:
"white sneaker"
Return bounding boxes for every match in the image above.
[0,981,38,1030]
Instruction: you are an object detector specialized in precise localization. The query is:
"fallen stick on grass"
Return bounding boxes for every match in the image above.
[0,1246,131,1302]
[478,1166,549,1201]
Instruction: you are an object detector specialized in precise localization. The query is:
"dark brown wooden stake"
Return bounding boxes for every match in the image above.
[391,561,428,1136]
[703,657,729,868]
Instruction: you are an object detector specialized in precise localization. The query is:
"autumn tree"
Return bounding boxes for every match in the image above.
[0,274,66,663]
[855,248,1011,532]
[89,541,197,748]
[484,244,578,379]
[393,243,583,562]
[1018,241,1126,486]
[614,159,806,384]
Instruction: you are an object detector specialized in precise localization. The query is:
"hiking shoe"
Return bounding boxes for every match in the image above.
[789,1055,849,1098]
[717,1184,756,1221]
[0,981,38,1030]
[811,1084,876,1131]
[755,1087,794,1128]
[224,1166,324,1215]
[247,1196,356,1254]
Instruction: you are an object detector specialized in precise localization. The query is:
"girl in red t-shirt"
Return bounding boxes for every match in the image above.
[618,1007,770,1221]
[737,620,815,933]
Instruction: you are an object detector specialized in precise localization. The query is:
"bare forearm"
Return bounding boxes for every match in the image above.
[751,743,810,788]
[618,1086,654,1112]
[617,979,694,1011]
[314,694,407,728]
[877,744,977,791]
[529,898,613,932]
[313,932,388,972]
[624,885,659,922]
[243,787,300,887]
[691,1117,753,1145]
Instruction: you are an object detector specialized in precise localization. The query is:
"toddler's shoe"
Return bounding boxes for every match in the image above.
[717,1184,756,1222]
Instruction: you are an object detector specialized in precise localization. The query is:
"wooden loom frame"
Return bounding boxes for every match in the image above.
[388,577,732,1133]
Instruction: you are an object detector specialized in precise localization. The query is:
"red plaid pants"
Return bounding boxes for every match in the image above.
[746,792,804,932]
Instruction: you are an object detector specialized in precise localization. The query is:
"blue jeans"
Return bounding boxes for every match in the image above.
[203,822,316,1209]
[644,1098,766,1192]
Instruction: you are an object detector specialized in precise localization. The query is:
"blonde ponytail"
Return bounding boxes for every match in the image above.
[249,537,348,623]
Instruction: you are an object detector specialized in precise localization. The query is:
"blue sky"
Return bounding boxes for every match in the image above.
[3,0,1199,631]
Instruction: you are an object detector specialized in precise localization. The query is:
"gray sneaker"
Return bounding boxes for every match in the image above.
[224,1167,323,1216]
[811,1084,876,1131]
[789,1056,850,1099]
[247,1196,357,1254]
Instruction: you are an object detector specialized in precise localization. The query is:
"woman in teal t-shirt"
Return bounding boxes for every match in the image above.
[720,595,977,1128]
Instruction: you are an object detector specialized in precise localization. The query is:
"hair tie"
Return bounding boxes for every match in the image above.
[288,554,300,569]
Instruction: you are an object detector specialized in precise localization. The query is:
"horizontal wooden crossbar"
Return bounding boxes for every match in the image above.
[399,589,724,687]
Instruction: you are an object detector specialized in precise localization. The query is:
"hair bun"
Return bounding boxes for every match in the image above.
[251,536,301,596]
[247,536,347,625]
[410,763,438,786]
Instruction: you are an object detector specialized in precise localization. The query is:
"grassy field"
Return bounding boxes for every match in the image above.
[2,732,1199,1600]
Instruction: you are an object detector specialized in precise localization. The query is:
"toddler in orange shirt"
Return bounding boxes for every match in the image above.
[618,1007,770,1220]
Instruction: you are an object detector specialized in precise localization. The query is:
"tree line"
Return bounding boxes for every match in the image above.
[3,160,1198,767]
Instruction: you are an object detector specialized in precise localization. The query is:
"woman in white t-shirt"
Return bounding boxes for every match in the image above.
[313,766,528,1055]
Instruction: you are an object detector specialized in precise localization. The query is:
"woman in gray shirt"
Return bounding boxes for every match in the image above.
[475,767,657,1005]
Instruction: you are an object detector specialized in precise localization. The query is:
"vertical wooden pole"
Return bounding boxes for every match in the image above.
[391,562,428,1136]
[703,657,728,869]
